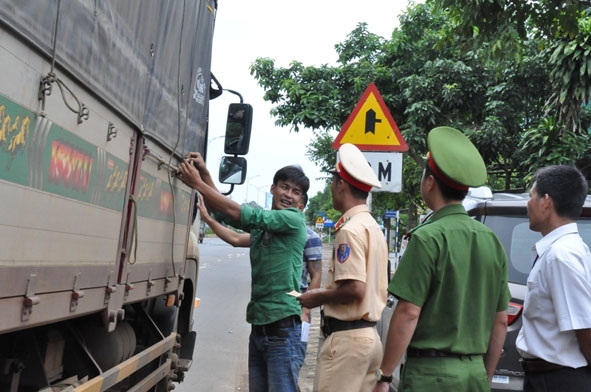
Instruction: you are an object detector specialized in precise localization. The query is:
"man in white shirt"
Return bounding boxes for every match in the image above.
[516,165,591,391]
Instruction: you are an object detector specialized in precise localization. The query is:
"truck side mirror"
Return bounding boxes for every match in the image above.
[219,156,247,184]
[224,103,252,155]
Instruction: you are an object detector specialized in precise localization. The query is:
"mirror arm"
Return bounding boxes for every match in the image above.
[221,184,234,196]
[224,89,243,104]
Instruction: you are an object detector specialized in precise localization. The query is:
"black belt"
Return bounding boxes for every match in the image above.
[520,358,569,373]
[407,348,481,359]
[252,315,300,338]
[322,316,376,337]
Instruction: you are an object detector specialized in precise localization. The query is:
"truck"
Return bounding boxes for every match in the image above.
[0,1,251,391]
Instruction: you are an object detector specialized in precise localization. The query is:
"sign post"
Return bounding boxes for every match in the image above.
[331,83,408,276]
[323,219,334,244]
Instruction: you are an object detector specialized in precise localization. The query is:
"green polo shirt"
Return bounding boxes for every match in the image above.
[389,204,510,354]
[237,205,306,325]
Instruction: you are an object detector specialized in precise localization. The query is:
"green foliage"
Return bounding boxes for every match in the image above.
[437,0,584,50]
[439,0,591,136]
[518,117,591,184]
[304,184,333,224]
[307,130,338,174]
[250,59,347,132]
[547,21,591,132]
[250,0,591,231]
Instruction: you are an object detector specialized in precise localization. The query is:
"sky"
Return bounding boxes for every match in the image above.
[205,0,414,207]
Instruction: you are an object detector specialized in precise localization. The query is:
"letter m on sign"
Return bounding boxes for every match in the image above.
[378,161,391,182]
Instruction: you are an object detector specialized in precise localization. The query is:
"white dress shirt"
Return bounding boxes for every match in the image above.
[516,223,591,368]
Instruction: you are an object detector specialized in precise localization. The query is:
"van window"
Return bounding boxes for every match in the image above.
[485,215,591,286]
[510,222,542,278]
[484,216,539,285]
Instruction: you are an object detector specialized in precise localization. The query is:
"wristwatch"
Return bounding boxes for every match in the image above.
[377,369,393,384]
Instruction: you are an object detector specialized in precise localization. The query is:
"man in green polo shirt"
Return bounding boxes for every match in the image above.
[373,126,511,392]
[179,154,309,392]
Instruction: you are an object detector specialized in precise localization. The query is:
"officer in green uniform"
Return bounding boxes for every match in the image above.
[373,126,511,392]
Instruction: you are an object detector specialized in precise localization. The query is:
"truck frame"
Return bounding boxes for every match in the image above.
[0,1,245,390]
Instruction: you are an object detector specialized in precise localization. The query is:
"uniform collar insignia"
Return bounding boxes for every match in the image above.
[334,216,350,232]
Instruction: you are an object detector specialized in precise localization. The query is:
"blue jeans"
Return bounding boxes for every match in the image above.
[249,321,304,392]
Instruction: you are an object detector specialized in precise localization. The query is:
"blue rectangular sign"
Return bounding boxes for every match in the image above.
[384,210,398,219]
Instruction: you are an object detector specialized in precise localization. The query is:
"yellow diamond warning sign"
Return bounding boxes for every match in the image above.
[332,83,408,152]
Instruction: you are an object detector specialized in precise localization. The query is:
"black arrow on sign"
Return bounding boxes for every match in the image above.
[365,109,382,134]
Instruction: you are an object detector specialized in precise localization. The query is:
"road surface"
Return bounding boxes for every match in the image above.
[176,237,251,391]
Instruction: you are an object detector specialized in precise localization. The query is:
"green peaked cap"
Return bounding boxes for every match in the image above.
[427,126,487,188]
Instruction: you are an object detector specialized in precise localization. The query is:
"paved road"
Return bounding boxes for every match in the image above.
[175,238,251,391]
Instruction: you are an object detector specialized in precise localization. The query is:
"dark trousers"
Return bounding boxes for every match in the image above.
[524,366,591,392]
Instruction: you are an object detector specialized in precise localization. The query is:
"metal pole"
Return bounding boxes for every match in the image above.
[394,210,400,269]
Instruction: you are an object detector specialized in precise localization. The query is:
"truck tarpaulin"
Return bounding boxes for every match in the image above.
[0,0,216,156]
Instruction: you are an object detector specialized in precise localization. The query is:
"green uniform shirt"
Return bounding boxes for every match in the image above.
[389,204,511,354]
[237,205,306,325]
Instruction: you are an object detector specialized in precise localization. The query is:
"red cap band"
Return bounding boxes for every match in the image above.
[336,162,373,192]
[427,152,468,191]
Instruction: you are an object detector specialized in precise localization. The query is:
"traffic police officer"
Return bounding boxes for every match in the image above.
[373,126,511,392]
[297,143,389,392]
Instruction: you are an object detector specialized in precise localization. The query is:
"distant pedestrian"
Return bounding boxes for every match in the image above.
[516,165,591,391]
[297,143,388,392]
[374,126,510,392]
[299,193,323,320]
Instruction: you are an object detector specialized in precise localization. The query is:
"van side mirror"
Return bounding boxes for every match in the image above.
[224,103,252,155]
[219,156,247,184]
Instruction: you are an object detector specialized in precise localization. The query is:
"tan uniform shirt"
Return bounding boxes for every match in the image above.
[323,204,388,322]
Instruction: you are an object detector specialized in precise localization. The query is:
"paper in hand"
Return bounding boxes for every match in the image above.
[286,290,301,297]
[301,321,310,342]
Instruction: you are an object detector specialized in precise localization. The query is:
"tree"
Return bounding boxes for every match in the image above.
[440,0,591,151]
[250,0,590,230]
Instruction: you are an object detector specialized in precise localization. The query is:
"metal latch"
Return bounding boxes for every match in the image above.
[22,275,40,322]
[70,274,85,312]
